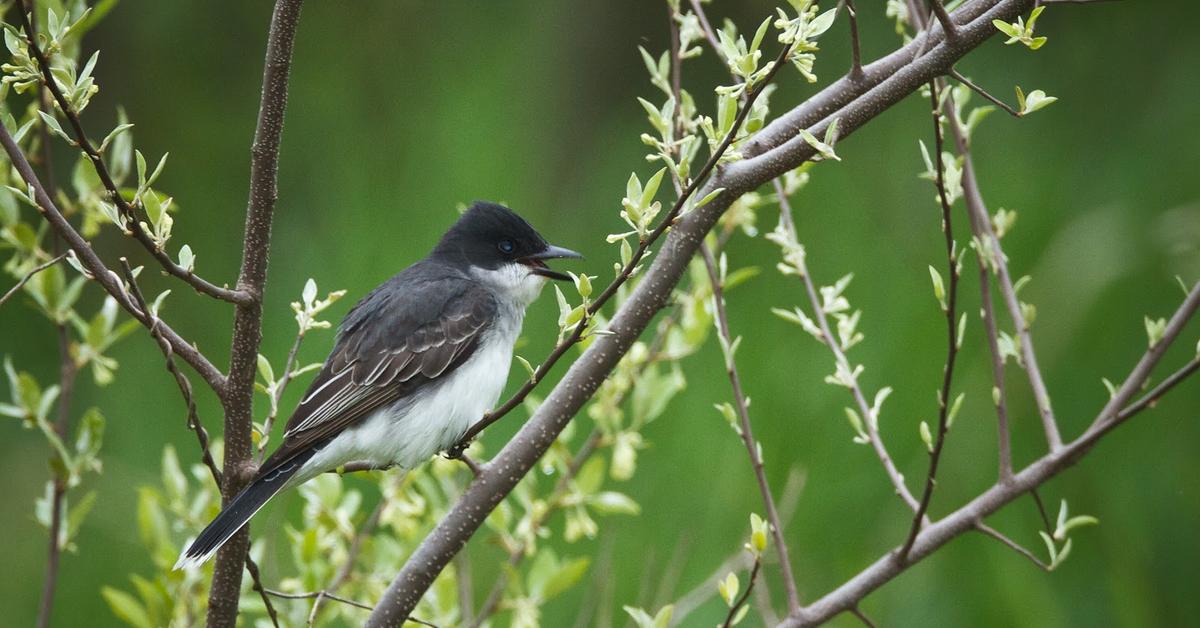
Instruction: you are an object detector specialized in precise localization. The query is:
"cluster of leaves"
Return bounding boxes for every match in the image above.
[0,0,142,595]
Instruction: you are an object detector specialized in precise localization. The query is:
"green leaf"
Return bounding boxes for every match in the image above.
[588,491,640,515]
[102,587,154,628]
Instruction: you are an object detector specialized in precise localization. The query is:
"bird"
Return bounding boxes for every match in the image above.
[175,201,581,569]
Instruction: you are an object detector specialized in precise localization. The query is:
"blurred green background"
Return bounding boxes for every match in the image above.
[3,1,1199,626]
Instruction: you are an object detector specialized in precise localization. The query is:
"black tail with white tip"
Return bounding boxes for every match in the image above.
[173,451,313,570]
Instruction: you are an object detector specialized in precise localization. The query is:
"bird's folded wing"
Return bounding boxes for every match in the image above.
[260,274,497,474]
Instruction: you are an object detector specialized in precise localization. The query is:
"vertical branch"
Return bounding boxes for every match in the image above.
[899,81,961,560]
[31,4,77,623]
[945,93,1063,452]
[700,244,802,613]
[842,0,864,80]
[208,1,304,626]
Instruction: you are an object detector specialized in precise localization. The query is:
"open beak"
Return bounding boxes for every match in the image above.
[520,244,583,281]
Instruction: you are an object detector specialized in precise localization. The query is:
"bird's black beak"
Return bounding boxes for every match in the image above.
[520,244,583,281]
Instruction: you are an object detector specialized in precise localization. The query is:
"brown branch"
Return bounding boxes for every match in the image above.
[366,2,1043,623]
[701,243,801,612]
[927,0,959,39]
[117,259,222,485]
[0,117,227,394]
[946,87,1064,452]
[721,558,761,628]
[842,0,864,80]
[979,260,1014,482]
[0,253,66,309]
[13,2,251,306]
[116,259,278,626]
[448,41,793,456]
[207,1,304,626]
[899,80,962,560]
[947,69,1021,117]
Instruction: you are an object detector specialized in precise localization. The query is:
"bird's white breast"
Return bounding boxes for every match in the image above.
[296,298,525,481]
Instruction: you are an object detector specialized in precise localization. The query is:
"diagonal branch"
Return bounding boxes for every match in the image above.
[783,286,1199,626]
[365,2,1041,624]
[0,124,228,393]
[13,2,251,306]
[115,258,279,627]
[0,252,65,309]
[701,243,801,613]
[449,41,794,454]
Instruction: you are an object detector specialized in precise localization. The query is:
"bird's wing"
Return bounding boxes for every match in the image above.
[260,267,497,474]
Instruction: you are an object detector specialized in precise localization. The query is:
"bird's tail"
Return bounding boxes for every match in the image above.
[173,452,313,570]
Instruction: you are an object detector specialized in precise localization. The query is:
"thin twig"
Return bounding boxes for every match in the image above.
[974,522,1049,571]
[258,330,305,460]
[947,69,1021,117]
[266,589,372,612]
[946,90,1064,452]
[449,41,794,455]
[117,259,277,626]
[688,0,723,55]
[899,80,962,561]
[0,253,66,309]
[977,259,1013,481]
[701,243,801,612]
[721,558,761,628]
[0,116,228,393]
[775,179,920,512]
[306,500,385,625]
[842,0,864,79]
[13,3,250,306]
[850,606,877,628]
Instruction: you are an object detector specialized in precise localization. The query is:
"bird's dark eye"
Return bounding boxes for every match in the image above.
[498,239,515,254]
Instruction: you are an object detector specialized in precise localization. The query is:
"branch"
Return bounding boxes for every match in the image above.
[116,258,278,627]
[899,80,962,560]
[305,501,384,625]
[947,69,1021,117]
[774,179,919,511]
[13,3,251,305]
[973,523,1049,571]
[0,123,228,394]
[780,286,1200,628]
[207,1,304,626]
[927,0,959,40]
[365,2,1040,623]
[258,329,305,460]
[721,558,761,628]
[448,41,793,455]
[948,91,1064,452]
[701,243,801,612]
[842,0,864,80]
[0,253,65,309]
[688,0,722,56]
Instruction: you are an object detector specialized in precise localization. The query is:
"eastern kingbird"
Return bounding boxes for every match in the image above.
[175,201,581,569]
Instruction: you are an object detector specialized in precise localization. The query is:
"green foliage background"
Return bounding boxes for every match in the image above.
[2,1,1199,626]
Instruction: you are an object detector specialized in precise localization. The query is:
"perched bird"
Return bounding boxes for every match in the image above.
[175,202,581,569]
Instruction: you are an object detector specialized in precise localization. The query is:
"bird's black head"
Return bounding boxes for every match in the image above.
[431,201,581,281]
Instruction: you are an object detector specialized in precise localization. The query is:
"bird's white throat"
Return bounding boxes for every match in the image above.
[470,262,547,307]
